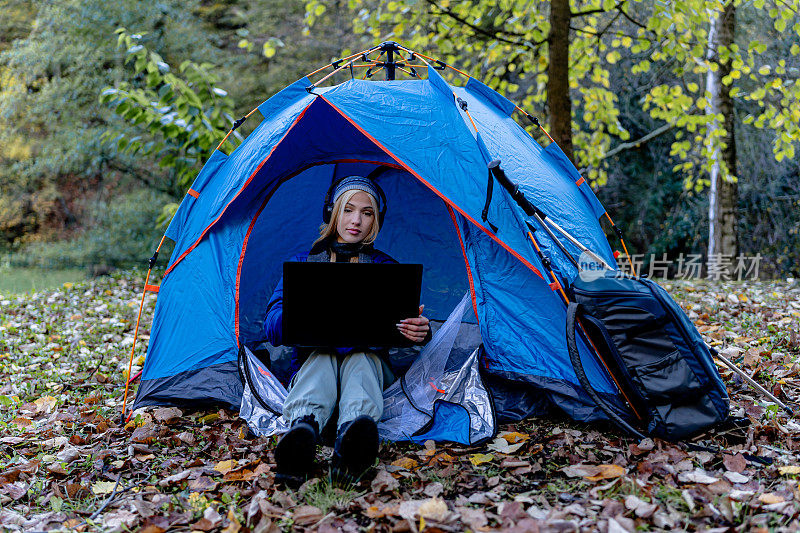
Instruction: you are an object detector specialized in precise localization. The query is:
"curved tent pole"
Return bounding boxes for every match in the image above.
[120,235,167,424]
[396,43,638,272]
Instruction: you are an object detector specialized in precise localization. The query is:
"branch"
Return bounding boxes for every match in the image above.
[571,2,624,18]
[616,4,649,31]
[578,123,674,173]
[425,0,546,49]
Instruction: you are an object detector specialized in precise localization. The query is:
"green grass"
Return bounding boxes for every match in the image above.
[0,267,87,294]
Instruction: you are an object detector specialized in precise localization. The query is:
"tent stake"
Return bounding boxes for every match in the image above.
[713,348,794,417]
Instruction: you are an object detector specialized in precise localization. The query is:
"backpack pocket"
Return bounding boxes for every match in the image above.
[630,350,704,403]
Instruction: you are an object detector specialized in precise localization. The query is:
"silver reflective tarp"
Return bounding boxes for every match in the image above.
[240,292,495,444]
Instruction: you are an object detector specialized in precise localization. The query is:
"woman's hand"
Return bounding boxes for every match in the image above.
[397,305,430,343]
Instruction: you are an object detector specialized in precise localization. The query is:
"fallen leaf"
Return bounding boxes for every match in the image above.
[625,495,658,518]
[561,464,601,478]
[424,482,444,498]
[214,460,237,475]
[419,497,449,521]
[188,476,218,492]
[222,507,242,533]
[293,505,324,526]
[91,480,117,495]
[723,471,749,484]
[778,465,800,475]
[723,453,747,473]
[130,426,157,444]
[679,469,719,484]
[498,431,530,444]
[34,395,57,414]
[586,464,625,482]
[1,482,27,500]
[455,506,488,530]
[391,457,419,471]
[469,453,494,466]
[65,483,91,500]
[371,469,399,493]
[487,437,525,454]
[153,407,182,424]
[200,413,220,424]
[41,436,69,449]
[759,493,785,505]
[629,438,654,455]
[158,470,191,487]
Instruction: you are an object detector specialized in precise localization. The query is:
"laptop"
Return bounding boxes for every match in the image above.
[282,262,423,348]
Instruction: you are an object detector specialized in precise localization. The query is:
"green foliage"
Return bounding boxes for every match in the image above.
[0,0,228,244]
[100,29,237,202]
[310,0,631,185]
[637,0,800,189]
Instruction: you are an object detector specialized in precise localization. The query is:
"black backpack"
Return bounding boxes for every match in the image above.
[566,271,730,441]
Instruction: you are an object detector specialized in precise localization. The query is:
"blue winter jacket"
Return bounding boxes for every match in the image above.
[263,246,398,374]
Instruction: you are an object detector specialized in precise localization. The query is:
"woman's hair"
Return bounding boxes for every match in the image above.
[313,189,381,248]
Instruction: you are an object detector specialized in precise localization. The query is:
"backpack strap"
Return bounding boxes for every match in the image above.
[566,302,647,440]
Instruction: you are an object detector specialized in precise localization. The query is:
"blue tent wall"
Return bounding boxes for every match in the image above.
[134,71,627,421]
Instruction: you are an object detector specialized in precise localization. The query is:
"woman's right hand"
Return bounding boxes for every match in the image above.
[396,305,430,343]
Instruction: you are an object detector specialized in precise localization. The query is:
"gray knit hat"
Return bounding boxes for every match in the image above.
[332,175,382,205]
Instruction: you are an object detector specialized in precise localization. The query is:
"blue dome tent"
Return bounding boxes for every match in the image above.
[126,43,636,442]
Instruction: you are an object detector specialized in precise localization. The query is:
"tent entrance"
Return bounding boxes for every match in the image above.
[234,158,479,351]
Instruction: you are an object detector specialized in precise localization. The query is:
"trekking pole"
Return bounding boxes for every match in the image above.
[710,347,794,417]
[487,160,613,270]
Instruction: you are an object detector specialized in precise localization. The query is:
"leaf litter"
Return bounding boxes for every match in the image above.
[1,274,800,530]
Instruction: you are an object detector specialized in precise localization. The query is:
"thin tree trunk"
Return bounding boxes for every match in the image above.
[707,4,738,264]
[547,0,574,162]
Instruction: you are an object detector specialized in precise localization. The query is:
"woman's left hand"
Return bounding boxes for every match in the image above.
[397,305,430,343]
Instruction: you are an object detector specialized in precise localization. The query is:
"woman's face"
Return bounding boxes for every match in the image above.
[336,191,375,244]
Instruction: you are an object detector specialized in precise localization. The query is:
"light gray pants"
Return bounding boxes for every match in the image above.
[283,350,394,431]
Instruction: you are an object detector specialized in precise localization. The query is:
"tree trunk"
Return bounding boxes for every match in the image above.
[707,4,738,264]
[547,0,574,162]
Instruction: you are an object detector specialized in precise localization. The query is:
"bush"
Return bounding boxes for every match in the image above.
[7,189,175,270]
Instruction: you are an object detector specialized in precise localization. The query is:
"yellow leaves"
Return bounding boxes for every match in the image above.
[778,465,800,475]
[499,431,530,444]
[91,480,117,495]
[391,457,419,471]
[214,459,237,474]
[200,413,220,424]
[469,453,495,466]
[586,464,625,481]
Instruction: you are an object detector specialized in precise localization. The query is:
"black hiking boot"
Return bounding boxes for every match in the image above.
[331,415,379,483]
[275,414,319,488]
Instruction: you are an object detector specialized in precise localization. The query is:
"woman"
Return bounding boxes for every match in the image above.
[263,174,431,484]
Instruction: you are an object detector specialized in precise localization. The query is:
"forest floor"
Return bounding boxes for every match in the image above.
[1,273,800,532]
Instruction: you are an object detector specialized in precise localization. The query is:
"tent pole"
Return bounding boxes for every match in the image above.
[120,235,166,424]
[712,349,794,416]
